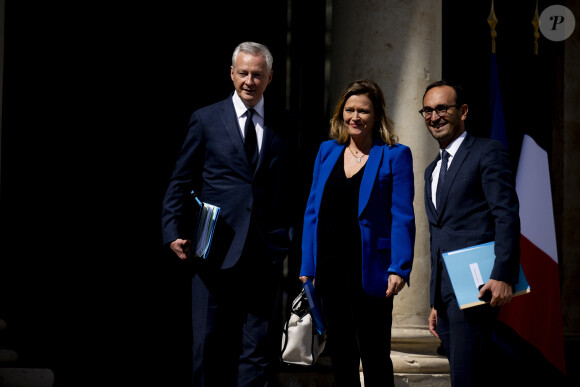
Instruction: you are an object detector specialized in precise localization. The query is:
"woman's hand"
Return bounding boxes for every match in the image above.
[386,273,405,298]
[299,276,311,284]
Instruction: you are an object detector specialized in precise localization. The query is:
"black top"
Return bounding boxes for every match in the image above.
[318,151,365,259]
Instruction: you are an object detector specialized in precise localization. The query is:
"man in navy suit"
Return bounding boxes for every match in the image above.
[162,41,302,386]
[421,80,520,386]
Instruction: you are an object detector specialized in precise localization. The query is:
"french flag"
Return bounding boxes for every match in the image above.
[488,52,566,378]
[496,135,566,375]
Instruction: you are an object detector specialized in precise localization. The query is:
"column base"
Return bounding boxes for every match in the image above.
[394,373,451,386]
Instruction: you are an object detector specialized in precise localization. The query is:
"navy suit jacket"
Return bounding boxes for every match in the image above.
[300,139,415,297]
[424,133,520,307]
[162,93,301,269]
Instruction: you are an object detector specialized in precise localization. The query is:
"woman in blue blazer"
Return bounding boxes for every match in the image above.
[299,80,415,387]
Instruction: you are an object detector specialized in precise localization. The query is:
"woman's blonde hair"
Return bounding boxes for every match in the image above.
[329,79,398,145]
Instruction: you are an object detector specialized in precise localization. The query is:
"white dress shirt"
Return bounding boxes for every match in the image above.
[431,131,467,209]
[232,93,265,153]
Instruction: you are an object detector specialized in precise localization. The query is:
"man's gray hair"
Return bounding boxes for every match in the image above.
[232,42,273,72]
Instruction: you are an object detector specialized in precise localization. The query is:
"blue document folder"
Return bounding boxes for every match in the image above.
[302,279,326,334]
[190,192,220,259]
[442,241,530,309]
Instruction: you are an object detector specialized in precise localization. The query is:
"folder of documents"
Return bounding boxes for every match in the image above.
[442,241,530,309]
[303,279,326,335]
[190,193,220,259]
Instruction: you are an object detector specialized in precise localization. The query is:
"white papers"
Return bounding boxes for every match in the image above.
[469,262,485,290]
[192,195,220,259]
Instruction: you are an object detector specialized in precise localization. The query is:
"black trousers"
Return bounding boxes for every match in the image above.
[436,292,500,387]
[317,255,394,387]
[191,226,283,387]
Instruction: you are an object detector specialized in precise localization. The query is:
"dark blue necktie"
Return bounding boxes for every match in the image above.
[436,150,449,210]
[244,108,258,172]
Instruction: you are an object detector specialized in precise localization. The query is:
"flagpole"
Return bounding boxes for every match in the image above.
[487,0,508,149]
[487,0,498,54]
[532,0,540,55]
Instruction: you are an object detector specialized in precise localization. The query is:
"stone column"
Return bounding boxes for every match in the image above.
[329,1,449,384]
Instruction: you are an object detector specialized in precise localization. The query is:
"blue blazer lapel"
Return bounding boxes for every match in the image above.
[437,134,474,218]
[358,142,383,217]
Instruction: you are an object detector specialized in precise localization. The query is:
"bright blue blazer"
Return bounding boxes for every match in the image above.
[300,139,416,297]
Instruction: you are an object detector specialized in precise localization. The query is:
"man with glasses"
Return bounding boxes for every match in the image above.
[420,80,520,386]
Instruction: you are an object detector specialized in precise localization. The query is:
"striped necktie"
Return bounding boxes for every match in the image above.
[436,150,449,210]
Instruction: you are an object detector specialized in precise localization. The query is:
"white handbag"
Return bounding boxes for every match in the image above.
[280,283,326,366]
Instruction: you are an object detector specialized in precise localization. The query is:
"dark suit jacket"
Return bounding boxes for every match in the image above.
[301,139,415,297]
[424,133,520,307]
[162,93,301,269]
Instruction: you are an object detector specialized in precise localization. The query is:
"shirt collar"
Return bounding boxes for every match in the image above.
[441,131,467,158]
[232,92,265,119]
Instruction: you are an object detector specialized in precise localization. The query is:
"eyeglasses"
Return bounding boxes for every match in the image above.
[419,104,461,119]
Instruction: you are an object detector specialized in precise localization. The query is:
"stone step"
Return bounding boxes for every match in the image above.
[275,354,450,387]
[391,350,450,374]
[0,319,19,365]
[0,319,55,387]
[0,349,18,363]
[275,371,450,386]
[0,368,55,387]
[395,374,450,386]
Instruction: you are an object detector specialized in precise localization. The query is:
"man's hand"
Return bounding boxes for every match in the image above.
[428,307,439,338]
[170,238,191,260]
[478,279,513,307]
